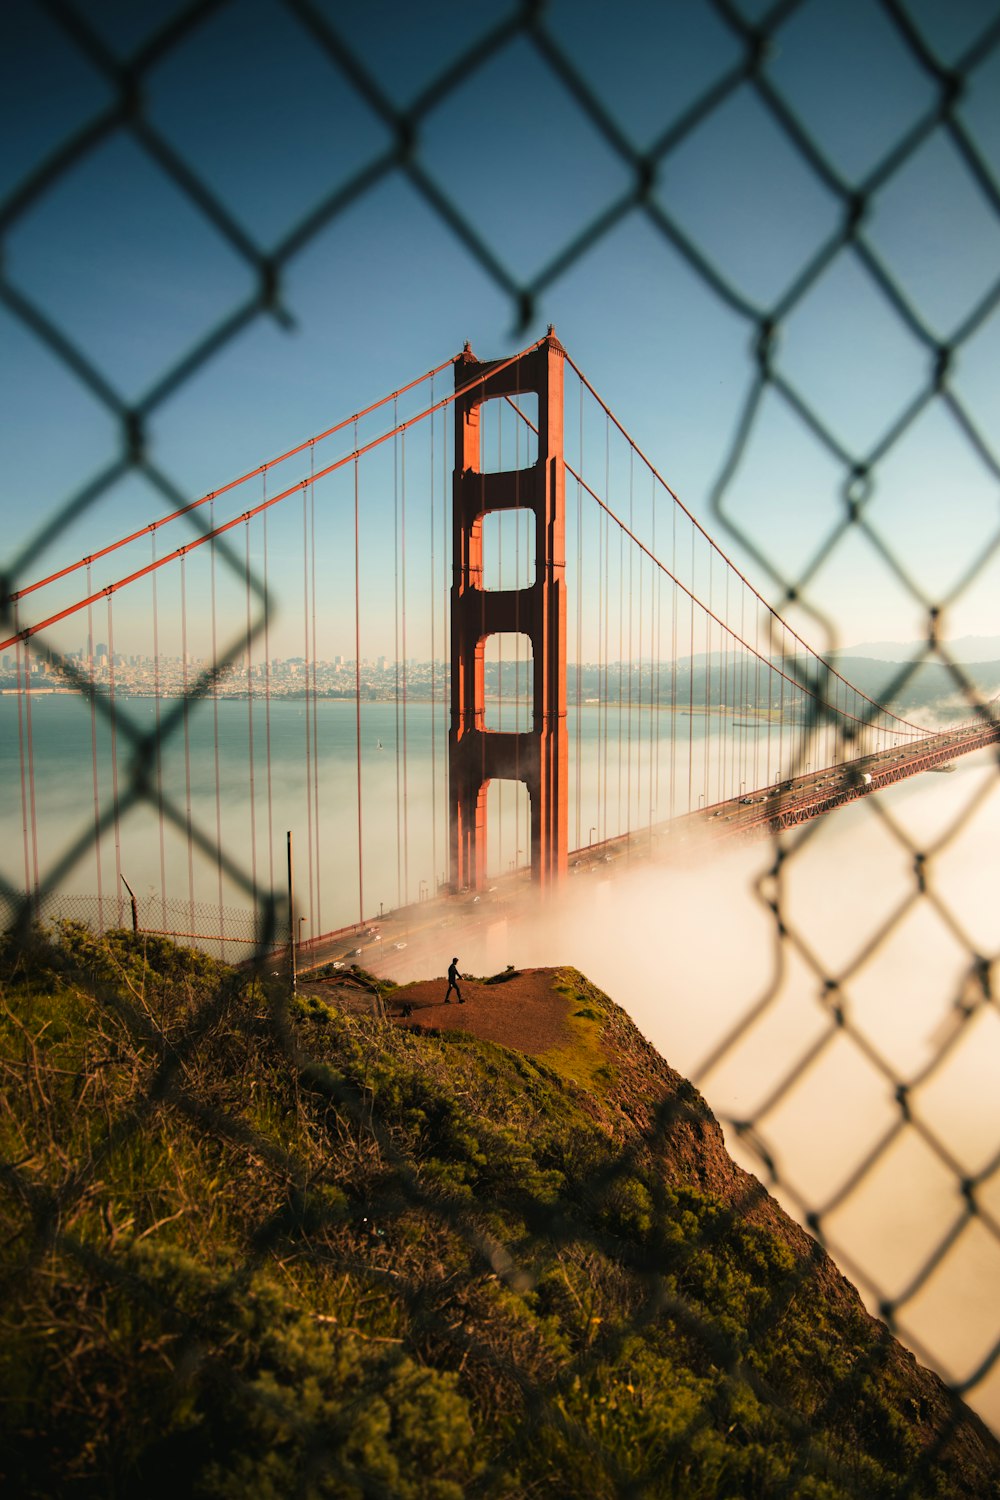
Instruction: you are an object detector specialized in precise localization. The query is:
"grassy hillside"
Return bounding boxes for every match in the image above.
[1,925,997,1498]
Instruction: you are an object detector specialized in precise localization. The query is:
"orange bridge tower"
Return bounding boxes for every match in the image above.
[449,330,568,891]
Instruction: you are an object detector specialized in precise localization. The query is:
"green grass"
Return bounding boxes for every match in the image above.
[543,968,619,1096]
[0,925,994,1499]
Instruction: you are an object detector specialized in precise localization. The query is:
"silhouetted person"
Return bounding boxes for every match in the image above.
[444,957,463,1004]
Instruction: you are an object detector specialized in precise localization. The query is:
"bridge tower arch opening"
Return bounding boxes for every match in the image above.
[482,633,533,732]
[449,331,567,891]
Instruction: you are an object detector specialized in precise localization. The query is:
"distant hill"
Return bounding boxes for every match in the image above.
[668,644,1000,720]
[830,656,1000,717]
[840,636,1000,664]
[2,928,998,1497]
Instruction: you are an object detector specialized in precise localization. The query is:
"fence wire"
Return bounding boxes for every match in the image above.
[3,0,1000,1491]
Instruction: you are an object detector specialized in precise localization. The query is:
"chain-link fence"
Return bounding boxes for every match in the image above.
[3,0,1000,1490]
[0,888,263,958]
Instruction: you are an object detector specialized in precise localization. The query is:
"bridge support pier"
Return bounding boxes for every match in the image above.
[449,332,567,891]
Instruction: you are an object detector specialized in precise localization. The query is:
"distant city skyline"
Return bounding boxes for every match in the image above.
[9,620,1000,677]
[7,639,996,724]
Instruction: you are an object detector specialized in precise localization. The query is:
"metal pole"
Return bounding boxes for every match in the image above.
[287,830,296,994]
[120,874,138,934]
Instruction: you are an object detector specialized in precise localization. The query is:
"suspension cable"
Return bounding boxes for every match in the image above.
[353,436,364,927]
[262,503,276,901]
[85,571,104,926]
[3,340,551,655]
[151,539,166,929]
[244,521,258,911]
[430,373,438,899]
[401,426,410,904]
[302,483,315,939]
[13,608,33,912]
[209,501,224,955]
[8,356,461,607]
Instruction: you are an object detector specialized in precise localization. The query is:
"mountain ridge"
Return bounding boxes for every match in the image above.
[838,636,1000,664]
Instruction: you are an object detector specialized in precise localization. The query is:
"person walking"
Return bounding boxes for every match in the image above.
[444,957,464,1005]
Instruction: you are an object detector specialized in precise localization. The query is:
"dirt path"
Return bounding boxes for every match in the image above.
[390,969,575,1056]
[303,967,573,1058]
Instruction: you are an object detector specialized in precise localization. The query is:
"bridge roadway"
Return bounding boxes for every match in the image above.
[292,718,1000,985]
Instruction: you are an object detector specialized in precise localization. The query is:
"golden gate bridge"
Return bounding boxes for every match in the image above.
[4,331,998,961]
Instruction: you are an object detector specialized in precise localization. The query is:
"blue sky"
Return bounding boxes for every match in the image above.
[3,0,1000,662]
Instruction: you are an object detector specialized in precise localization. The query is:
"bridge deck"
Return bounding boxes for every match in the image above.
[289,719,999,982]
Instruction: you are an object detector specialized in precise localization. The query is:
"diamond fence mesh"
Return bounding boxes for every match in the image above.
[3,0,1000,1490]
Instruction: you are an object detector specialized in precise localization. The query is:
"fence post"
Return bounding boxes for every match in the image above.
[120,874,138,934]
